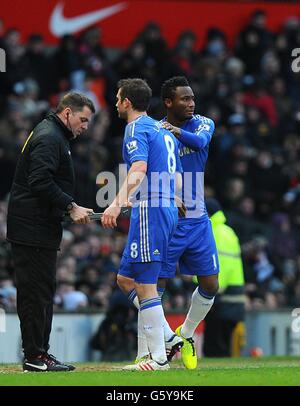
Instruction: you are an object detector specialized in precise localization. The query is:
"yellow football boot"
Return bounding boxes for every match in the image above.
[175,325,197,369]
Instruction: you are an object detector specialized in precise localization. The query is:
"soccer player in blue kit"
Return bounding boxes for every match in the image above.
[101,78,182,371]
[160,76,219,369]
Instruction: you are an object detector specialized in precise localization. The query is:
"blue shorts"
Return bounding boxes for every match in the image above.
[118,201,178,283]
[160,216,219,278]
[119,259,163,284]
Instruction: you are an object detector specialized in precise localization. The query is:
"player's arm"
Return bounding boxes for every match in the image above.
[101,160,147,229]
[116,160,147,207]
[162,118,215,151]
[102,122,149,228]
[174,171,186,217]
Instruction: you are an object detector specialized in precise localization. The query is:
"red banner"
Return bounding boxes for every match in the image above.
[1,1,300,48]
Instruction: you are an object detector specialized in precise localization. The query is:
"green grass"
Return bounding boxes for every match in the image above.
[1,357,300,386]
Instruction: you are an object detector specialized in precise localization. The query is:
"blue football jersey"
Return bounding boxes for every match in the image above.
[174,114,215,220]
[159,114,218,278]
[122,115,182,205]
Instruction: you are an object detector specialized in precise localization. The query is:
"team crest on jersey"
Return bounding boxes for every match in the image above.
[126,140,138,154]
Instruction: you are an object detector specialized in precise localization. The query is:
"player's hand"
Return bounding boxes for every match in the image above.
[161,122,181,138]
[175,196,186,218]
[101,205,121,229]
[124,200,133,208]
[69,204,94,224]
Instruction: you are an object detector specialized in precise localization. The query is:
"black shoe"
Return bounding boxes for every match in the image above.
[46,353,76,371]
[23,354,69,372]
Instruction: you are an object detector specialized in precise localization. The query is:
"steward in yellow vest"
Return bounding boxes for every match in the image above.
[202,198,246,357]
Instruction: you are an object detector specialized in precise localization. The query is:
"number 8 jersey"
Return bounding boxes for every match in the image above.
[122,115,182,206]
[120,115,181,268]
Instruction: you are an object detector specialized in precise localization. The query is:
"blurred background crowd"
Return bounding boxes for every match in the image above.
[1,8,300,315]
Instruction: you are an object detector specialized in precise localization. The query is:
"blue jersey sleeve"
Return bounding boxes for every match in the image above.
[179,118,215,151]
[124,124,149,165]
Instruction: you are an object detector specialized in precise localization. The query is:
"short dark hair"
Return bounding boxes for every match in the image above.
[56,92,95,114]
[161,76,190,101]
[117,78,152,112]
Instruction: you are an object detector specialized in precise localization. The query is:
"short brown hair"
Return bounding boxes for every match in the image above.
[117,78,152,112]
[56,92,95,114]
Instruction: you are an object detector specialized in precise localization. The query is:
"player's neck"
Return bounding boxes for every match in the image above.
[127,111,147,123]
[166,113,186,128]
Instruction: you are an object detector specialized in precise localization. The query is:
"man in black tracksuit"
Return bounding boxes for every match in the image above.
[7,92,95,372]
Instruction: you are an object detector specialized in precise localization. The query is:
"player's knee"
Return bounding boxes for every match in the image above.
[198,277,219,296]
[116,275,124,291]
[117,274,134,294]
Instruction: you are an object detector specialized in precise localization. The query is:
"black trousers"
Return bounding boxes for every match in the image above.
[11,243,57,359]
[203,309,238,357]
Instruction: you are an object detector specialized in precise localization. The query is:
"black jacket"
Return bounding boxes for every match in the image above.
[7,113,75,249]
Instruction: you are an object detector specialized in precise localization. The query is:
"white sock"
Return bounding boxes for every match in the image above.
[128,289,140,310]
[137,310,149,359]
[163,318,175,341]
[127,290,149,358]
[157,287,174,341]
[157,288,175,341]
[130,288,174,354]
[133,296,139,309]
[134,287,175,346]
[140,298,167,364]
[181,287,215,338]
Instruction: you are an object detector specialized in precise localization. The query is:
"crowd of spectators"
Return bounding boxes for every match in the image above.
[1,9,300,313]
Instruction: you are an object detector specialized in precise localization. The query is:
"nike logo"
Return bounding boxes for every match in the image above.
[24,362,47,371]
[49,2,127,37]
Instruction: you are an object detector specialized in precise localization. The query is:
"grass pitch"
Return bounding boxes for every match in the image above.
[1,357,300,386]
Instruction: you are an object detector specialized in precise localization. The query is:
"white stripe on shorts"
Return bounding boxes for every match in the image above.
[139,202,144,262]
[145,201,151,261]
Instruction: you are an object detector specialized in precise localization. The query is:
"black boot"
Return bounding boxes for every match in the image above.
[23,354,70,372]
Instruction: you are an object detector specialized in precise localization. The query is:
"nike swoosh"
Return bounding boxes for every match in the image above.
[24,362,47,371]
[49,2,127,37]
